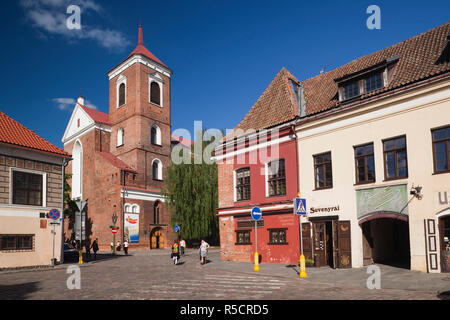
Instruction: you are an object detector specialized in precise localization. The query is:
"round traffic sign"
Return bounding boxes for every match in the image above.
[112,228,118,234]
[174,225,180,232]
[48,209,61,221]
[251,207,262,221]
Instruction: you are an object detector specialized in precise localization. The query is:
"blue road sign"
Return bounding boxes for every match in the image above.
[48,209,61,221]
[174,225,180,232]
[251,207,262,221]
[294,198,307,215]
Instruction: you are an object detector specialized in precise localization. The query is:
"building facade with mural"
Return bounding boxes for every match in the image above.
[62,26,177,250]
[295,22,450,272]
[216,22,450,272]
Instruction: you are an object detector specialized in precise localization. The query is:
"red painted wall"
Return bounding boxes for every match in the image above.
[218,127,301,265]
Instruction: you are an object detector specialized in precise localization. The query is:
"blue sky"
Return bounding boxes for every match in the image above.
[0,0,449,148]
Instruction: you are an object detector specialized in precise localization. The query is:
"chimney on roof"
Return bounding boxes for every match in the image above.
[77,96,85,106]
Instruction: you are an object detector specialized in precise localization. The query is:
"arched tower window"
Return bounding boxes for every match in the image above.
[150,81,161,105]
[154,201,160,224]
[119,83,126,107]
[72,140,83,199]
[117,127,124,147]
[152,158,163,181]
[151,124,161,146]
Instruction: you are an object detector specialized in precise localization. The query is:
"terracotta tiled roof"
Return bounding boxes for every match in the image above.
[303,22,450,116]
[228,22,450,140]
[80,105,110,125]
[171,134,194,148]
[97,151,137,173]
[0,110,70,157]
[231,67,300,134]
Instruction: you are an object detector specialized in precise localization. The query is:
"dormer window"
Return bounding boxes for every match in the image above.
[335,56,400,103]
[343,81,360,100]
[365,72,383,93]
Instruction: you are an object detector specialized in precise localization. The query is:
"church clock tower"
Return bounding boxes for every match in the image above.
[107,25,172,191]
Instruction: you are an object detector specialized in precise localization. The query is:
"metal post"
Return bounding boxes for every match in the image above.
[254,220,260,271]
[52,223,55,266]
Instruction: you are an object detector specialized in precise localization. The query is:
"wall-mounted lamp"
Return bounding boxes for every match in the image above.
[410,185,423,200]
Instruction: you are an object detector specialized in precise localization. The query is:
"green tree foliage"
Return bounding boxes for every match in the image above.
[163,129,221,244]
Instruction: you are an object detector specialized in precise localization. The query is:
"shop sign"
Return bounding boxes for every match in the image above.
[310,206,340,214]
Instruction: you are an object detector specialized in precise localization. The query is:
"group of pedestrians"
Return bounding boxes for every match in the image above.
[83,238,99,262]
[110,240,129,255]
[171,239,210,266]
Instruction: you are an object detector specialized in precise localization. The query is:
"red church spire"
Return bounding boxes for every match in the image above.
[125,23,169,69]
[138,21,143,46]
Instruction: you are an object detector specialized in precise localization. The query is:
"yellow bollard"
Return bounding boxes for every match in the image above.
[78,250,83,265]
[253,252,260,271]
[299,254,307,278]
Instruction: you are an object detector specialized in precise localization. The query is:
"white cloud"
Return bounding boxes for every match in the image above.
[53,97,98,111]
[20,0,129,50]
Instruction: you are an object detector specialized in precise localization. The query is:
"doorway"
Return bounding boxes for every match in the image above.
[313,221,335,268]
[439,215,450,272]
[150,227,164,249]
[361,217,410,269]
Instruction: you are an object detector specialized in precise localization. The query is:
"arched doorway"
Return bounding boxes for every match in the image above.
[360,213,410,269]
[150,227,164,249]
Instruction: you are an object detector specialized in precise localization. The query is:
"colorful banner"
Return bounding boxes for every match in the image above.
[124,213,139,243]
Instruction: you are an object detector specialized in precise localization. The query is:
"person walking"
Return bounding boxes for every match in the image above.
[199,240,210,265]
[110,241,114,254]
[123,239,129,255]
[180,239,186,256]
[85,239,91,262]
[92,238,99,261]
[171,240,180,265]
[116,241,121,252]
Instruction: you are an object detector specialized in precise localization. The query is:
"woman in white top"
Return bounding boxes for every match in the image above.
[199,240,210,265]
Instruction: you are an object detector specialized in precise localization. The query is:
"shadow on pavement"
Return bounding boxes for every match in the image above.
[63,252,132,264]
[286,264,300,276]
[0,281,40,300]
[437,291,450,300]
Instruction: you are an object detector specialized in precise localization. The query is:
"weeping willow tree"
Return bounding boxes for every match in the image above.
[163,129,221,245]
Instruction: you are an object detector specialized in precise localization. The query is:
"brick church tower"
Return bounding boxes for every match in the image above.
[62,25,176,250]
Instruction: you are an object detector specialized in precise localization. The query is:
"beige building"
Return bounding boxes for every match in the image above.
[294,23,450,272]
[0,111,70,269]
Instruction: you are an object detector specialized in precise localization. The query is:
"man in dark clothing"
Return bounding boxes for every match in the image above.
[85,239,91,262]
[92,238,99,261]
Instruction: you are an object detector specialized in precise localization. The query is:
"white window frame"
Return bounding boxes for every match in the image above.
[151,158,163,181]
[124,203,132,213]
[10,167,47,208]
[151,124,162,146]
[116,74,127,108]
[72,139,83,200]
[117,127,124,147]
[149,73,163,108]
[131,204,140,214]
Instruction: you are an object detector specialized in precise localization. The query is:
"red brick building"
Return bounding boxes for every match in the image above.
[215,68,304,265]
[62,26,176,250]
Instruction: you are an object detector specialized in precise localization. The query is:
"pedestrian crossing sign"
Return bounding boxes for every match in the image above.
[294,198,307,215]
